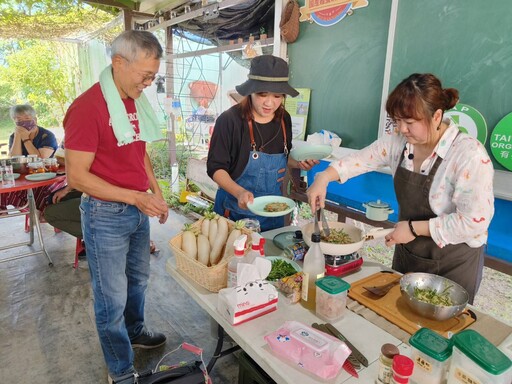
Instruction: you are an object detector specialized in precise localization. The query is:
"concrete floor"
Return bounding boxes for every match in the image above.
[0,210,240,384]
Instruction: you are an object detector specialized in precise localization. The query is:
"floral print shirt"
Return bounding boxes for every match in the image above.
[329,124,494,248]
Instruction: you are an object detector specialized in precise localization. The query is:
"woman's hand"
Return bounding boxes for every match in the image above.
[15,126,30,141]
[236,189,254,210]
[306,167,342,212]
[384,221,416,246]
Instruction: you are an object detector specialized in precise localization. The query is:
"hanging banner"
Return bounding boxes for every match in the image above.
[299,0,369,26]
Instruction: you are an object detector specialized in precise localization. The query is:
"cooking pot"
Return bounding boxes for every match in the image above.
[302,221,393,255]
[10,156,28,174]
[363,200,394,221]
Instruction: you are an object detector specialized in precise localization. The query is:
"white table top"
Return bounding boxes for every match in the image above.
[167,226,408,384]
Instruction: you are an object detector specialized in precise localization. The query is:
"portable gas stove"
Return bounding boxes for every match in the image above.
[324,252,363,277]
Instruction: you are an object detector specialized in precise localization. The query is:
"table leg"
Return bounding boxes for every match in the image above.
[205,323,241,373]
[27,188,53,266]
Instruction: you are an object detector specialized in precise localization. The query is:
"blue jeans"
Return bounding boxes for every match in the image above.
[80,195,150,377]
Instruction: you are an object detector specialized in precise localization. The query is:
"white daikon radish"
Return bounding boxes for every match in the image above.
[210,216,229,265]
[222,220,246,260]
[201,211,216,237]
[197,234,210,266]
[181,224,197,260]
[208,217,218,246]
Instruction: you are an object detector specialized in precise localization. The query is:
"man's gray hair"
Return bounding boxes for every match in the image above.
[111,30,163,62]
[10,104,36,120]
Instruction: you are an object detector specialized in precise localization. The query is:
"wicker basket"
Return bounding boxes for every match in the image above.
[168,218,252,292]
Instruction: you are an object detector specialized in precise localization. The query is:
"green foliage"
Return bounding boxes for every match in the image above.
[0,40,77,126]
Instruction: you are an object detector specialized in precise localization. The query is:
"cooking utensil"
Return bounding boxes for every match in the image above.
[320,208,330,237]
[325,323,369,367]
[302,221,394,255]
[362,199,394,221]
[311,323,361,372]
[400,273,469,321]
[363,279,400,297]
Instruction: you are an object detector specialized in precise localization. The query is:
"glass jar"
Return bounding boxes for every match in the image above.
[28,161,46,174]
[43,158,59,172]
[27,154,39,163]
[377,343,400,384]
[241,218,260,232]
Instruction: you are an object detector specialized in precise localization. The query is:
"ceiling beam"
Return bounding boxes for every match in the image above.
[85,0,138,11]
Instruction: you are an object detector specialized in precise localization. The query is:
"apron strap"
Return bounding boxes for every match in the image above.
[248,118,288,154]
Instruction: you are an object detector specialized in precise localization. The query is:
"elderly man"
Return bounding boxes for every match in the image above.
[64,30,169,384]
[8,104,57,158]
[1,105,59,212]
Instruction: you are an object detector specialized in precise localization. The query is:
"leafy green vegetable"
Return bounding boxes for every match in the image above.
[267,259,298,281]
[413,285,453,306]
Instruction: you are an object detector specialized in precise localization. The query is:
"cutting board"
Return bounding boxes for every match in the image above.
[348,271,476,337]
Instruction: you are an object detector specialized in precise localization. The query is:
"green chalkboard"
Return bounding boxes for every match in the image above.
[390,0,512,171]
[288,0,392,149]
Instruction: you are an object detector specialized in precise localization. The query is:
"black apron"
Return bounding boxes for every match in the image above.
[392,140,484,304]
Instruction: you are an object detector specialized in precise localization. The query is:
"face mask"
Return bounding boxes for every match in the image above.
[16,120,36,131]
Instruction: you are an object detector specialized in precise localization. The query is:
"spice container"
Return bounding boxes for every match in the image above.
[377,343,400,384]
[27,161,46,174]
[315,276,350,321]
[409,328,451,384]
[446,329,512,384]
[391,355,414,383]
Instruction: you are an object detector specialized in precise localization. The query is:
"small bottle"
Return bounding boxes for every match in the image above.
[245,232,262,264]
[300,233,325,311]
[1,159,15,188]
[258,238,266,257]
[227,234,248,288]
[390,355,414,384]
[283,231,308,261]
[377,343,400,384]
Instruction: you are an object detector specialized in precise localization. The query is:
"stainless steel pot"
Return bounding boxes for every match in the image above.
[363,200,394,221]
[302,221,393,255]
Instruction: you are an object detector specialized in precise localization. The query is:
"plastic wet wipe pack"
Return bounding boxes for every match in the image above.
[217,257,278,325]
[264,320,351,380]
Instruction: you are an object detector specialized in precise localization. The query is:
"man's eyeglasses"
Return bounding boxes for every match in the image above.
[120,56,157,84]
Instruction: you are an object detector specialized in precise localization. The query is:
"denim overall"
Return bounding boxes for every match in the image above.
[214,119,288,232]
[392,135,484,304]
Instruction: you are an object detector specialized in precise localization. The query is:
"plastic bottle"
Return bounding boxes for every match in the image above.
[245,232,262,264]
[300,233,325,311]
[259,238,266,257]
[227,234,248,288]
[390,355,414,384]
[377,343,400,384]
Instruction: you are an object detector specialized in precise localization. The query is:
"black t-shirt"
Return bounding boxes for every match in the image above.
[207,104,293,181]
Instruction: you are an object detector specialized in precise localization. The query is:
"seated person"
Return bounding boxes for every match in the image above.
[1,104,64,212]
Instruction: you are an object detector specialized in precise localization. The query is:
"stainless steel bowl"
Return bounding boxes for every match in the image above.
[400,273,468,321]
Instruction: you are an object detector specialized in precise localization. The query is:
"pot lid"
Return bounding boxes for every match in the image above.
[273,230,303,250]
[367,199,390,209]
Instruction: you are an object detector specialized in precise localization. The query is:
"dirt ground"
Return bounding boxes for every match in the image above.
[296,212,512,326]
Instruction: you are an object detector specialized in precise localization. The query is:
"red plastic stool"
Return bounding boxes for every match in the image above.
[74,238,84,269]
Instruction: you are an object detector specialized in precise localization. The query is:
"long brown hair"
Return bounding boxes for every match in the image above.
[238,94,286,122]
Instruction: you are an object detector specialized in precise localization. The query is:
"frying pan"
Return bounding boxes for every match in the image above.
[302,221,394,255]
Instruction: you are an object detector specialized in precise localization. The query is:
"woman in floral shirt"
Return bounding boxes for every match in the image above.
[307,73,494,303]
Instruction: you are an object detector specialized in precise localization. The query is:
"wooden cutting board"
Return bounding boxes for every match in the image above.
[348,271,476,337]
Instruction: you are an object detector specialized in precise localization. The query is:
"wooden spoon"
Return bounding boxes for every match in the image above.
[363,280,400,297]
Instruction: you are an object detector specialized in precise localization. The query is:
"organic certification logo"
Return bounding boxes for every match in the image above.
[489,112,512,171]
[445,104,488,145]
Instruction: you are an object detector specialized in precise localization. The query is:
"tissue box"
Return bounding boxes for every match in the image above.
[217,279,278,325]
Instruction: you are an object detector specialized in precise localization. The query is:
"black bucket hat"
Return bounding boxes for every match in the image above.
[235,55,299,97]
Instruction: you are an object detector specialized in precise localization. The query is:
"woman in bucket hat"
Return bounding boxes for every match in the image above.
[207,55,318,231]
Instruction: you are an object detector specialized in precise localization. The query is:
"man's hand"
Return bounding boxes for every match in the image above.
[52,186,72,204]
[134,193,169,218]
[296,159,320,171]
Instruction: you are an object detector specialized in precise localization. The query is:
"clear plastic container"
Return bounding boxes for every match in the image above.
[409,328,451,384]
[27,161,46,174]
[315,276,350,321]
[446,329,512,384]
[43,157,59,172]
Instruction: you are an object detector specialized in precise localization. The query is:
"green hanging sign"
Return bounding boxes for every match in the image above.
[490,112,512,171]
[445,103,488,145]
